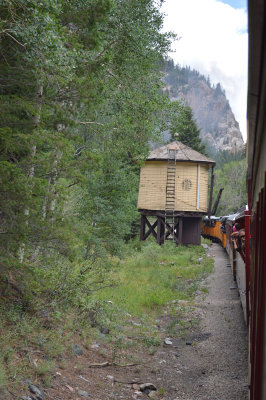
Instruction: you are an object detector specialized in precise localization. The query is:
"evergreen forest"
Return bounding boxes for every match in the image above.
[0,0,174,302]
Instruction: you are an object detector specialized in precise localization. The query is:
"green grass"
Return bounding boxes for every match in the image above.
[0,240,214,390]
[95,242,213,316]
[0,306,70,390]
[0,361,8,390]
[201,237,212,245]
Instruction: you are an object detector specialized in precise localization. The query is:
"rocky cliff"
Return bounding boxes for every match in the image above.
[164,61,244,153]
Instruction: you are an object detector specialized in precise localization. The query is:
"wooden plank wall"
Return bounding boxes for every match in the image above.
[182,217,202,245]
[137,161,209,212]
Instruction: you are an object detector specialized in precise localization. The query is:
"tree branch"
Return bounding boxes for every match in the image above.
[88,361,142,368]
[76,121,104,126]
[65,182,79,188]
[1,30,26,48]
[94,39,117,60]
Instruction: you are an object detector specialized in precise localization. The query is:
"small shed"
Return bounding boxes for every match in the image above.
[137,141,215,245]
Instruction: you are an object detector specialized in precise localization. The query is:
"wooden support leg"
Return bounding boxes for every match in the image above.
[178,217,183,245]
[144,217,158,240]
[173,218,180,244]
[157,217,164,245]
[160,218,178,243]
[140,214,145,241]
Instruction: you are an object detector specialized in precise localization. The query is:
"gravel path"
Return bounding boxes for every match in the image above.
[159,243,249,400]
[195,243,249,399]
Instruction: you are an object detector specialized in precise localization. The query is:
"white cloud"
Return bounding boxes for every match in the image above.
[161,0,248,140]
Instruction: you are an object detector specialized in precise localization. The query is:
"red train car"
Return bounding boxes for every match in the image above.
[246,0,266,397]
[226,209,249,325]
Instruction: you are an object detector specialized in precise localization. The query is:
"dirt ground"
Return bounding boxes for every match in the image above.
[41,243,248,400]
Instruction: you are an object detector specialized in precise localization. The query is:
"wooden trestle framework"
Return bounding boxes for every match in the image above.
[139,210,203,246]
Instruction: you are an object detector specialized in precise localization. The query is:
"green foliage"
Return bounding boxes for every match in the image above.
[0,0,173,309]
[167,101,206,154]
[213,158,247,215]
[95,242,213,315]
[201,237,212,245]
[204,145,247,216]
[35,360,56,383]
[0,242,214,389]
[213,147,246,169]
[0,303,70,388]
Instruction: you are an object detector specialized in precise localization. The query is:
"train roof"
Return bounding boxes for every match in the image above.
[247,0,266,209]
[226,213,240,222]
[226,205,248,222]
[203,216,220,220]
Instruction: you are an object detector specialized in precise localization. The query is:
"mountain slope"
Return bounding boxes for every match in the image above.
[164,61,244,153]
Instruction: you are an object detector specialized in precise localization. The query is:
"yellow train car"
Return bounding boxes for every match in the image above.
[201,219,226,248]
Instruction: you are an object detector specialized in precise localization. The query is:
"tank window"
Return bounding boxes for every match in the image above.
[182,179,192,190]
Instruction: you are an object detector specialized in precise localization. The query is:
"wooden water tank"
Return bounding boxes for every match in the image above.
[137,141,215,213]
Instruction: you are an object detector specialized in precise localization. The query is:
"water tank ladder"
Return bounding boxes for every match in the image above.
[165,147,177,243]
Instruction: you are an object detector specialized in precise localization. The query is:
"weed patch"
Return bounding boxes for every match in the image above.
[0,241,213,393]
[95,242,213,316]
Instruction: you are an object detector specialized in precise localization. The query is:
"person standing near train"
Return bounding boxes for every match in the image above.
[231,223,245,255]
[231,223,240,251]
[232,222,240,233]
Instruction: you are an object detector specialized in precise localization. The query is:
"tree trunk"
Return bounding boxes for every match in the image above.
[18,83,43,263]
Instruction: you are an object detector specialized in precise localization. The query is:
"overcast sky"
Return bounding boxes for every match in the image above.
[161,0,248,141]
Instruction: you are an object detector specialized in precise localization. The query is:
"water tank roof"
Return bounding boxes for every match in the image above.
[147,141,215,165]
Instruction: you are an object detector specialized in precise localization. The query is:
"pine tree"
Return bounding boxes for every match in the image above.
[168,101,205,154]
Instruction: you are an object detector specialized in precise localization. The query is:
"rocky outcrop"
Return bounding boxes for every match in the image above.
[164,63,244,153]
